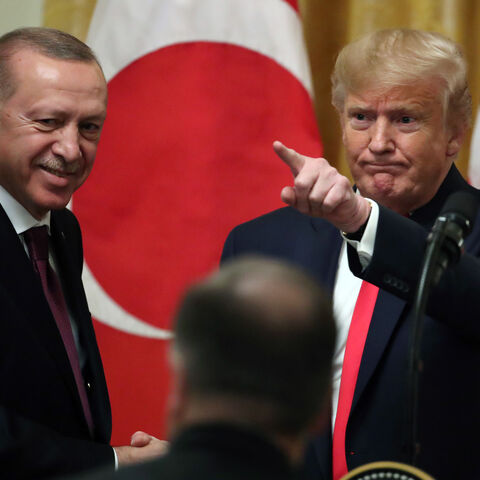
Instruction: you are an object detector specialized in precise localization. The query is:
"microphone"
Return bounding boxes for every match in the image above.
[407,190,478,466]
[426,190,478,287]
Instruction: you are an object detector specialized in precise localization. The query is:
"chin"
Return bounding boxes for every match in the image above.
[35,196,72,215]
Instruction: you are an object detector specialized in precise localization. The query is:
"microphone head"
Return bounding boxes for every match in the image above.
[440,190,479,236]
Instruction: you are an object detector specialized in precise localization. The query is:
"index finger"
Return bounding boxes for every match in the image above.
[273,140,305,176]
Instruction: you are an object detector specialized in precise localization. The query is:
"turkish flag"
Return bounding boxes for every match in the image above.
[79,0,322,443]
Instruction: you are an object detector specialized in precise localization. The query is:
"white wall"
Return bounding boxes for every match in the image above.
[0,0,44,36]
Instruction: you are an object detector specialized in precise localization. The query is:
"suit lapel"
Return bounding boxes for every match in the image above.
[51,210,112,441]
[309,217,343,291]
[351,289,406,413]
[0,205,71,369]
[349,165,474,415]
[50,212,88,329]
[0,205,88,428]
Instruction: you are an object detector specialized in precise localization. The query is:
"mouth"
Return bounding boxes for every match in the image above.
[361,161,407,173]
[39,165,75,178]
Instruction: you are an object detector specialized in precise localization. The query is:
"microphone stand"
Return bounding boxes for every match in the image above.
[406,217,459,466]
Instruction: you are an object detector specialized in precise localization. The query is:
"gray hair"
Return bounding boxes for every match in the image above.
[0,27,103,101]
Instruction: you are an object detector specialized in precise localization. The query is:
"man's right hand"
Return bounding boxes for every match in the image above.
[114,431,168,466]
[273,140,371,233]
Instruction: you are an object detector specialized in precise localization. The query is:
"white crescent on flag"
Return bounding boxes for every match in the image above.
[81,261,173,339]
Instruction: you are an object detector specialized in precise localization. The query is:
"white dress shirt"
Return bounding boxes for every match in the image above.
[0,185,85,367]
[331,199,379,427]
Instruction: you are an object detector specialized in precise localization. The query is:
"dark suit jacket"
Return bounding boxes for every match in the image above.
[221,166,480,480]
[0,205,114,478]
[67,423,300,480]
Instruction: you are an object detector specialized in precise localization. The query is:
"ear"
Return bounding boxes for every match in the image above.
[338,109,348,146]
[341,127,347,147]
[446,126,467,159]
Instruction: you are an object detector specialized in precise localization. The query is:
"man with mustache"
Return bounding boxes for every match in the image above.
[0,27,164,478]
[222,29,480,480]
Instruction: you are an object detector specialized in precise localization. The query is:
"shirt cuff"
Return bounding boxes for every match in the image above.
[342,199,379,268]
[113,447,119,470]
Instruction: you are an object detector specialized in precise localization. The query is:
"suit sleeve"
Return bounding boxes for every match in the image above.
[221,228,237,263]
[0,279,115,479]
[0,405,114,479]
[0,207,114,479]
[347,205,480,341]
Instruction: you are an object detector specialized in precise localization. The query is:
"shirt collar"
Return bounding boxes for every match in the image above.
[0,185,51,235]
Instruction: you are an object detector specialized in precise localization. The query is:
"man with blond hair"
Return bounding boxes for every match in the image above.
[223,29,480,480]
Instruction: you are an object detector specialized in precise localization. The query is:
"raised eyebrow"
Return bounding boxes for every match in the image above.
[347,105,374,114]
[29,107,106,120]
[29,108,64,118]
[80,113,107,124]
[387,105,421,115]
[28,112,102,127]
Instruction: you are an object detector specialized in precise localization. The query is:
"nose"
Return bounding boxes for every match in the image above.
[368,118,395,154]
[51,125,82,163]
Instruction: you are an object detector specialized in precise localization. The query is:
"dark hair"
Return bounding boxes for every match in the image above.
[0,27,103,100]
[173,256,336,435]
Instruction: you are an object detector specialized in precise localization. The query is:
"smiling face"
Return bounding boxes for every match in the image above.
[0,48,107,219]
[340,80,465,215]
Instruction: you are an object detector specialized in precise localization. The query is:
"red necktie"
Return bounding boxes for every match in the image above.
[24,226,94,435]
[332,280,379,480]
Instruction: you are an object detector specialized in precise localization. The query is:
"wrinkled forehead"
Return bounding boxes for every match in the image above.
[339,76,448,123]
[348,80,443,105]
[6,48,107,102]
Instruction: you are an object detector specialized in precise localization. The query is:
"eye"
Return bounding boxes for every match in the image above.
[349,111,372,130]
[80,122,101,139]
[81,122,99,131]
[37,118,57,128]
[349,111,371,123]
[396,115,420,132]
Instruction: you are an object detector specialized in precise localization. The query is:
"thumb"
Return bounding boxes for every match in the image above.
[130,431,151,447]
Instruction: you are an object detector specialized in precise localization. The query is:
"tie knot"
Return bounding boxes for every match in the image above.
[24,226,49,261]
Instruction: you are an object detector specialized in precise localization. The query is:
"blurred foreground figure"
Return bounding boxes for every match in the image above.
[70,256,336,480]
[223,29,480,480]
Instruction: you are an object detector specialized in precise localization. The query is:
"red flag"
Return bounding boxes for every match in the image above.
[79,0,322,443]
